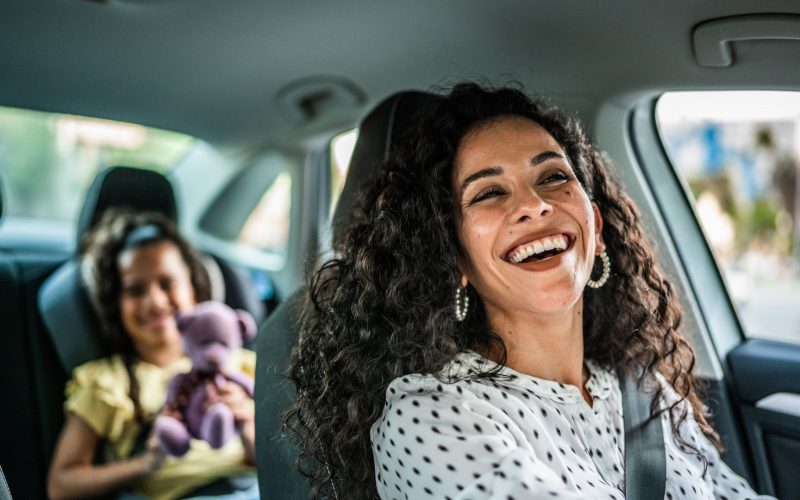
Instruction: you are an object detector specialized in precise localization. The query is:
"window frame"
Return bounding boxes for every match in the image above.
[628,96,747,357]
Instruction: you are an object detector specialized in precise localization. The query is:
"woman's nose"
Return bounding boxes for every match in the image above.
[512,188,553,223]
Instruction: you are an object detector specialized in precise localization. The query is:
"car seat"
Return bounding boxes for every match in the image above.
[38,165,266,376]
[254,91,441,498]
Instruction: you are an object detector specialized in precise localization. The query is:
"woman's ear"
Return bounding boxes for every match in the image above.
[591,202,606,254]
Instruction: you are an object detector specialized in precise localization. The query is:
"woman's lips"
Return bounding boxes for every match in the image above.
[506,233,572,263]
[511,236,576,271]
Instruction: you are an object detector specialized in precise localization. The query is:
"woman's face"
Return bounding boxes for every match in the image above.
[118,240,196,354]
[453,115,604,320]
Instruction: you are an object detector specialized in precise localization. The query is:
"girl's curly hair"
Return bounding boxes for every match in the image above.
[81,209,211,424]
[286,83,719,498]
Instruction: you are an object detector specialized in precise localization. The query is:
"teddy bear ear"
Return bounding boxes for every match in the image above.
[175,312,195,332]
[236,309,257,343]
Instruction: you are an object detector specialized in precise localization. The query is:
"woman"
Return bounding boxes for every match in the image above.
[47,210,258,500]
[287,84,772,499]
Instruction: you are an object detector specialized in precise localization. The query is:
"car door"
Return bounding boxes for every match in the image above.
[628,91,800,498]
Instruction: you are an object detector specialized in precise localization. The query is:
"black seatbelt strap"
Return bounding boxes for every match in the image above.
[619,367,666,500]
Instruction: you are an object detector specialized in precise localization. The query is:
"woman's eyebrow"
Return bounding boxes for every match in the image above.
[459,166,503,198]
[458,151,566,198]
[531,150,565,165]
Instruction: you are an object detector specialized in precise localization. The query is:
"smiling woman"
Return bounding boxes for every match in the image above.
[286,83,772,499]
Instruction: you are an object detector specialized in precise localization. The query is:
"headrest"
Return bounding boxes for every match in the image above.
[76,166,177,242]
[254,90,440,499]
[330,90,440,244]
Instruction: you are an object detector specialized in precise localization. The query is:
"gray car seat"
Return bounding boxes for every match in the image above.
[254,90,440,498]
[38,165,266,375]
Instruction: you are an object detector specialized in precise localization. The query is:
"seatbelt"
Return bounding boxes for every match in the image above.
[618,368,666,500]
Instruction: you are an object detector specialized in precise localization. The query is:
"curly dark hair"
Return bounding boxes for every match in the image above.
[81,209,211,424]
[286,83,719,498]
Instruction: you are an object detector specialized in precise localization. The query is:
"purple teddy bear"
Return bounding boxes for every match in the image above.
[154,301,257,456]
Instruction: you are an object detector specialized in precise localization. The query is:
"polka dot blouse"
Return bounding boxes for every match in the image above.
[371,350,772,499]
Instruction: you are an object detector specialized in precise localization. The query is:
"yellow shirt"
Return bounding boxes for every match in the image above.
[65,349,256,500]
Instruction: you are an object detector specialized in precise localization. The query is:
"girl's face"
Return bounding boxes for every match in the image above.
[452,115,604,322]
[118,240,196,355]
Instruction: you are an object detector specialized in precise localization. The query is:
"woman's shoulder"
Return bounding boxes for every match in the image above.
[650,371,694,418]
[378,355,515,422]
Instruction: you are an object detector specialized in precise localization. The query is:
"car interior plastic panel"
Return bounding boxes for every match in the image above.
[728,339,800,497]
[254,90,441,498]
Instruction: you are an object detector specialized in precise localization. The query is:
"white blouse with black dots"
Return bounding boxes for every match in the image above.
[371,350,773,499]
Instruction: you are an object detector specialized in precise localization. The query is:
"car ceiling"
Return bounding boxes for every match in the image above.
[1,0,800,154]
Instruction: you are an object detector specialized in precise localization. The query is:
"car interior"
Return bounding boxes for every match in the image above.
[1,0,800,498]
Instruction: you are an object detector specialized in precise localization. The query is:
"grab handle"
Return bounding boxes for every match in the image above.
[693,14,800,67]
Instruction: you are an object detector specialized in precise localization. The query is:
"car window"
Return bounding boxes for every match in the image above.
[238,170,293,258]
[329,128,357,217]
[657,91,800,344]
[0,105,194,224]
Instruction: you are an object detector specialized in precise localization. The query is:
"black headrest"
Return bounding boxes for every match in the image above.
[76,166,177,242]
[255,90,439,499]
[330,90,441,244]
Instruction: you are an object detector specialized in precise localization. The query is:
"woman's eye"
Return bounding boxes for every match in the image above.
[470,188,505,205]
[540,171,571,186]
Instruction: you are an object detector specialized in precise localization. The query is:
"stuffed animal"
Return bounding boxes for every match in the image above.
[154,301,257,456]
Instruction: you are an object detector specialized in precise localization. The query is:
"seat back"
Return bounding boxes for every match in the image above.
[0,167,68,499]
[254,91,439,498]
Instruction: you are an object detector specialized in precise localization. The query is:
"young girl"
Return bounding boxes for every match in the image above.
[48,210,258,500]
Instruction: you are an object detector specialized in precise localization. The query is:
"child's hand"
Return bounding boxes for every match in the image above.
[219,381,255,425]
[141,428,167,472]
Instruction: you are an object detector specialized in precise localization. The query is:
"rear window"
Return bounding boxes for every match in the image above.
[656,91,800,344]
[0,105,194,222]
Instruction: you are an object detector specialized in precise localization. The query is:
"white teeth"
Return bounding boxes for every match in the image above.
[509,234,569,263]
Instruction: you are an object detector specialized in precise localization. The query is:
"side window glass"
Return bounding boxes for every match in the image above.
[0,105,193,224]
[329,129,358,217]
[657,92,800,344]
[238,171,292,258]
